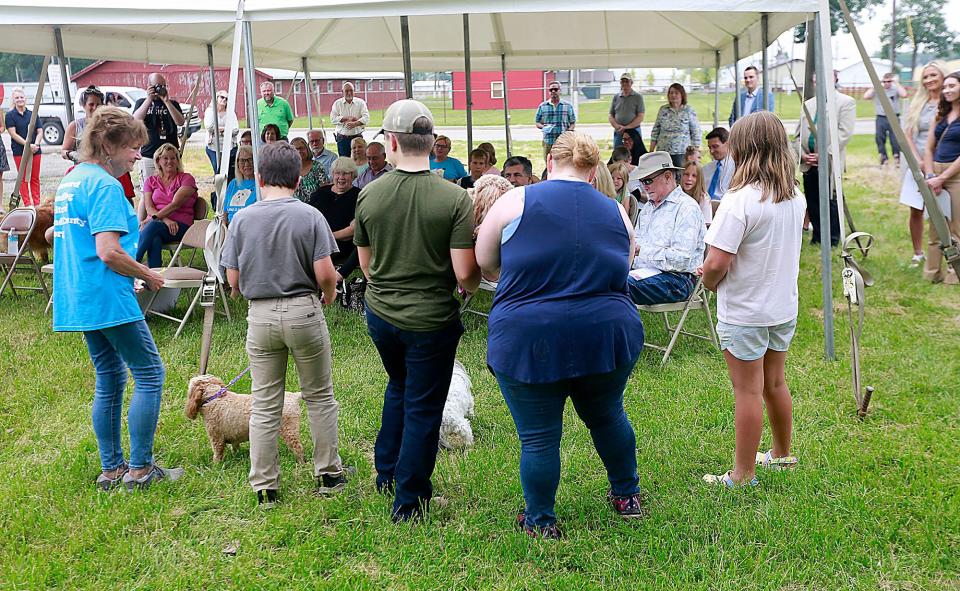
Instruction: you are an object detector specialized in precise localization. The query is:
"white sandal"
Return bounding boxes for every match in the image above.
[755,450,798,470]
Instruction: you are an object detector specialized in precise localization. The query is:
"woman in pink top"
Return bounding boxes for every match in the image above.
[136,142,198,267]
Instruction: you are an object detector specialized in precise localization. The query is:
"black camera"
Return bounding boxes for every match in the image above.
[151,84,168,98]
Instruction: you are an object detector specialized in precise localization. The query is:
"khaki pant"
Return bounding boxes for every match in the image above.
[923,161,960,284]
[246,294,342,491]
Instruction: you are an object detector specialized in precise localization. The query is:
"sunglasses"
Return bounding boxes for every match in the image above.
[640,171,667,186]
[549,87,560,92]
[218,95,228,100]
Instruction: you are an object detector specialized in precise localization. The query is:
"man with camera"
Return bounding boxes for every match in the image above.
[134,73,185,182]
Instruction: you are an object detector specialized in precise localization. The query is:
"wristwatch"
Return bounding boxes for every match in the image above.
[151,214,159,221]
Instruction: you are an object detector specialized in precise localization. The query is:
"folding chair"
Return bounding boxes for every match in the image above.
[459,278,498,318]
[163,197,209,266]
[41,227,54,314]
[143,219,231,337]
[0,208,50,300]
[636,276,719,365]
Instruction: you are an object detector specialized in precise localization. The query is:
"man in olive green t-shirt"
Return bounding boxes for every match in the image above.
[354,99,480,523]
[257,81,294,139]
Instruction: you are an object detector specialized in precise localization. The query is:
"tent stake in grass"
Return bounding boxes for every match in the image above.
[840,231,876,418]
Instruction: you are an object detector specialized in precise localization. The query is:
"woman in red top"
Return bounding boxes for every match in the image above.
[135,143,198,267]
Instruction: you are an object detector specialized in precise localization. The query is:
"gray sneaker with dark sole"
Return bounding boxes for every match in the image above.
[316,466,357,496]
[122,464,185,492]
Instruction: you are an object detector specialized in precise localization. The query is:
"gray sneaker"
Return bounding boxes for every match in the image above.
[122,464,185,492]
[95,463,128,492]
[316,465,356,496]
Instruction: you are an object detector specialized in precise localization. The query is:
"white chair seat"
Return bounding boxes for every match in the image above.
[41,264,54,274]
[636,276,719,365]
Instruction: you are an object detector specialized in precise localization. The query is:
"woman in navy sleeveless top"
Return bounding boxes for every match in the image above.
[923,71,960,284]
[476,132,645,538]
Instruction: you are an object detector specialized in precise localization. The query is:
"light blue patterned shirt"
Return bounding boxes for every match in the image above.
[649,104,701,155]
[633,185,706,274]
[535,99,577,145]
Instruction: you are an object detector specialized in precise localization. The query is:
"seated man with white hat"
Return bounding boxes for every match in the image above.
[627,151,706,305]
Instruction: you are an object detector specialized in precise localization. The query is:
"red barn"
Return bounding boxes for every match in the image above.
[452,70,556,110]
[71,60,273,119]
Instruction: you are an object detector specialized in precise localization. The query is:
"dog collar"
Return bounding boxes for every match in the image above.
[201,388,229,406]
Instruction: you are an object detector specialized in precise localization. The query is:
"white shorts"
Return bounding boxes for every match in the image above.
[716,319,797,362]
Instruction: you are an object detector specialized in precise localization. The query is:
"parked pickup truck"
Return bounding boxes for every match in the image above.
[1,83,201,146]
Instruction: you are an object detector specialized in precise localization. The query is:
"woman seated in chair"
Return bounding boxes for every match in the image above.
[306,156,358,282]
[222,145,257,225]
[136,143,198,268]
[291,137,331,202]
[679,160,713,226]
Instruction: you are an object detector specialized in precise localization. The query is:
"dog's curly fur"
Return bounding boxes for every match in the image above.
[186,374,304,463]
[439,360,475,450]
[27,200,54,263]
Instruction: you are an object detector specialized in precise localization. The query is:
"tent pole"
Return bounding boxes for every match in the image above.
[732,36,740,122]
[463,13,473,153]
[54,27,73,124]
[302,56,314,129]
[207,44,221,167]
[803,18,816,101]
[242,19,260,183]
[813,14,836,361]
[713,50,720,128]
[762,13,770,110]
[400,16,413,99]
[501,53,512,158]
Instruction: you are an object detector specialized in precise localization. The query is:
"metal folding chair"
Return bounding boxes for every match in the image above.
[636,276,719,365]
[459,278,498,318]
[0,208,50,300]
[143,219,231,337]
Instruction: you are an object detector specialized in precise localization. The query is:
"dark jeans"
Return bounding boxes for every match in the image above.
[627,271,694,305]
[802,168,840,246]
[335,134,356,157]
[84,320,165,470]
[205,146,237,181]
[136,220,189,268]
[875,115,900,161]
[496,361,640,528]
[366,309,465,520]
[333,245,359,279]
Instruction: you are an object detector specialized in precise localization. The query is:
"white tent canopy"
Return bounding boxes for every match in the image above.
[0,0,816,70]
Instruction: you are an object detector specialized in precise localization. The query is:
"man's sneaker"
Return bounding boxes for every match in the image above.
[515,510,562,540]
[257,489,278,509]
[607,491,646,519]
[910,253,925,268]
[95,463,128,492]
[316,466,356,496]
[122,464,185,492]
[755,450,799,470]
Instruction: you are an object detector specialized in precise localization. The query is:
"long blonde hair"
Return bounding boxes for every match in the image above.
[903,60,950,134]
[608,161,630,204]
[592,161,617,198]
[728,111,796,203]
[234,145,254,181]
[681,161,709,206]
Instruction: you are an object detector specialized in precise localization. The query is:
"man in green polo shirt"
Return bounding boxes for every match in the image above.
[257,81,294,139]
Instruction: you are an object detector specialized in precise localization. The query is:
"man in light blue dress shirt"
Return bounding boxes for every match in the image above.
[728,66,775,126]
[702,127,736,201]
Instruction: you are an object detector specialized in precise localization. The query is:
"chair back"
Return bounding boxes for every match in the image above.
[0,208,37,235]
[628,194,640,227]
[181,219,212,250]
[193,197,209,220]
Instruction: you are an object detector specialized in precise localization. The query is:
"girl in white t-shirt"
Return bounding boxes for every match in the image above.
[699,112,805,487]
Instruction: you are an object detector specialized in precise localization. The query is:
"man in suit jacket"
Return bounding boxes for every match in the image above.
[798,70,857,246]
[728,66,776,126]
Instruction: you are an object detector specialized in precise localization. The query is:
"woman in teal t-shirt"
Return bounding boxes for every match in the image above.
[52,107,183,492]
[224,145,257,223]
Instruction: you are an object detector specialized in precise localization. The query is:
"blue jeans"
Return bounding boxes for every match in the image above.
[83,320,165,471]
[136,220,189,268]
[205,146,237,179]
[335,134,355,157]
[365,308,464,520]
[627,271,694,305]
[496,361,640,528]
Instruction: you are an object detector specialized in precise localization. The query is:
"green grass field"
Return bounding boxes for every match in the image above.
[275,93,876,131]
[1,138,958,590]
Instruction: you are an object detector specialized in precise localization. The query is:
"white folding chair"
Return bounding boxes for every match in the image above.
[0,208,50,300]
[459,278,498,318]
[143,219,231,337]
[636,276,719,365]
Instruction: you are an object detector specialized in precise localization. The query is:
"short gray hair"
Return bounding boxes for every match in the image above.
[258,142,301,189]
[332,156,358,177]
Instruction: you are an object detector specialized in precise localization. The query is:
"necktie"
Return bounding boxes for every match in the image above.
[708,161,722,199]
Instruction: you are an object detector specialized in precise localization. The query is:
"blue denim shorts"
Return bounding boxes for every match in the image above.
[716,319,798,361]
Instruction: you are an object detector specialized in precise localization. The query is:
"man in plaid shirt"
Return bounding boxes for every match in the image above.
[535,80,576,162]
